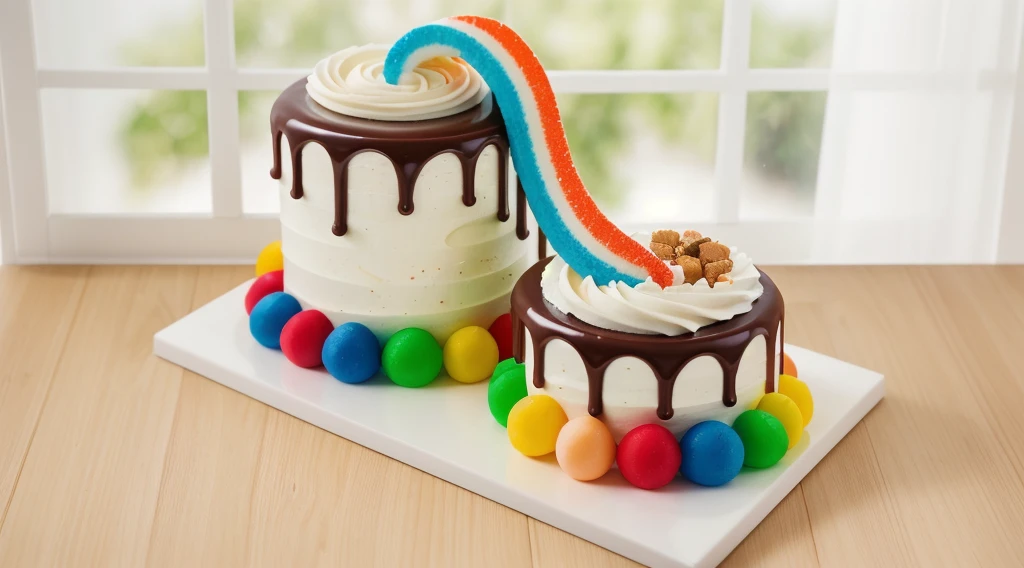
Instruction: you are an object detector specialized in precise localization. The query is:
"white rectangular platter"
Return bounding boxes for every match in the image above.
[154,281,884,568]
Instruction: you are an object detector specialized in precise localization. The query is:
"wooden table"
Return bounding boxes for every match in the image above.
[0,265,1023,567]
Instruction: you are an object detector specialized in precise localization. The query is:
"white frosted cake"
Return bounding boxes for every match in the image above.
[268,46,529,341]
[513,231,785,441]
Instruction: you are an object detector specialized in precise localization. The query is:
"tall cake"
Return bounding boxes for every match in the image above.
[269,45,529,341]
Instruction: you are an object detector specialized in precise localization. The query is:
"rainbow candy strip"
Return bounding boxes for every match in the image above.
[384,16,674,288]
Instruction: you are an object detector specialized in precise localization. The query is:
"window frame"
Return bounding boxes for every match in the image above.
[1,0,1023,264]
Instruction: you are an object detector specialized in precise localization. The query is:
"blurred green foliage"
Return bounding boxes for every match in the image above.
[120,90,208,187]
[119,0,831,202]
[746,91,827,191]
[522,0,723,206]
[746,7,831,191]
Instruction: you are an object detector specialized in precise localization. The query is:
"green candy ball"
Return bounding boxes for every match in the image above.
[732,409,789,469]
[491,357,520,381]
[488,364,528,427]
[382,328,443,388]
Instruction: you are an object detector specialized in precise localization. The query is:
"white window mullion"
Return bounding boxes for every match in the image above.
[47,215,279,263]
[994,0,1024,262]
[936,0,981,260]
[36,68,210,90]
[0,73,14,263]
[810,93,846,223]
[0,0,49,261]
[33,67,1012,93]
[204,0,242,218]
[713,92,747,224]
[812,1,848,227]
[712,0,752,224]
[236,69,307,91]
[997,72,1024,262]
[549,70,728,92]
[502,0,514,31]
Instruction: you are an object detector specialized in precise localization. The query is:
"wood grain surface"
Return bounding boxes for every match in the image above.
[1,265,1023,567]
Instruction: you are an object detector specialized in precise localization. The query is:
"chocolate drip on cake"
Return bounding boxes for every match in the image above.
[494,148,509,222]
[270,80,526,238]
[515,177,530,240]
[775,311,785,391]
[512,258,785,420]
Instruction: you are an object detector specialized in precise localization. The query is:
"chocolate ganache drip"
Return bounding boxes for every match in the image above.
[270,80,527,238]
[512,258,785,420]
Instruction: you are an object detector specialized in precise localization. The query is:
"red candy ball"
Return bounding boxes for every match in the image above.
[280,310,334,368]
[616,424,682,490]
[245,270,284,315]
[488,313,514,362]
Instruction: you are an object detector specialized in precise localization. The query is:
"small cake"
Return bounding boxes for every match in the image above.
[512,230,785,441]
[269,45,530,341]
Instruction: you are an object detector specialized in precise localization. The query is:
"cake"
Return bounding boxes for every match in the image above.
[244,17,814,491]
[268,45,529,342]
[514,232,785,442]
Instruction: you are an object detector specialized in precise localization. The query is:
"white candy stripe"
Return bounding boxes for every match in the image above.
[443,19,649,283]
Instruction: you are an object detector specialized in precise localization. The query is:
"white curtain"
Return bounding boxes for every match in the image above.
[816,0,1020,262]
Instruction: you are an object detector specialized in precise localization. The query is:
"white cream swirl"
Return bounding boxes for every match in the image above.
[541,234,764,336]
[306,44,488,121]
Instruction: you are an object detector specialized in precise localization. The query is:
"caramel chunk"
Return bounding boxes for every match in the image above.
[650,230,681,260]
[698,241,731,266]
[677,255,703,285]
[704,259,734,287]
[679,236,711,258]
[651,229,681,248]
[651,243,675,260]
[683,229,703,240]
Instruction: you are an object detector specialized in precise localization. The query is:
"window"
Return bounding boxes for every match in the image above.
[2,0,1023,263]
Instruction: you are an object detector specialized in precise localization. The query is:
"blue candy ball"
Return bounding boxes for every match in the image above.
[679,420,745,487]
[249,292,302,349]
[322,322,381,384]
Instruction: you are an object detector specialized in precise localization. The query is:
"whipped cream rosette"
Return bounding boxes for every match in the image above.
[307,44,488,121]
[541,233,764,336]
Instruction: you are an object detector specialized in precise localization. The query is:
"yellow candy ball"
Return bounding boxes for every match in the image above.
[757,393,804,450]
[443,326,499,384]
[778,374,814,426]
[255,241,284,277]
[507,395,568,457]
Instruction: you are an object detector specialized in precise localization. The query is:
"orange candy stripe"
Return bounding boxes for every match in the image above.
[453,16,673,288]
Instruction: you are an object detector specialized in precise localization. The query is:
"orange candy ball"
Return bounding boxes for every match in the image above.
[555,416,617,481]
[782,352,798,378]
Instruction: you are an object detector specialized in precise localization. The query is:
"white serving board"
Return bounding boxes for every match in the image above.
[154,281,884,568]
